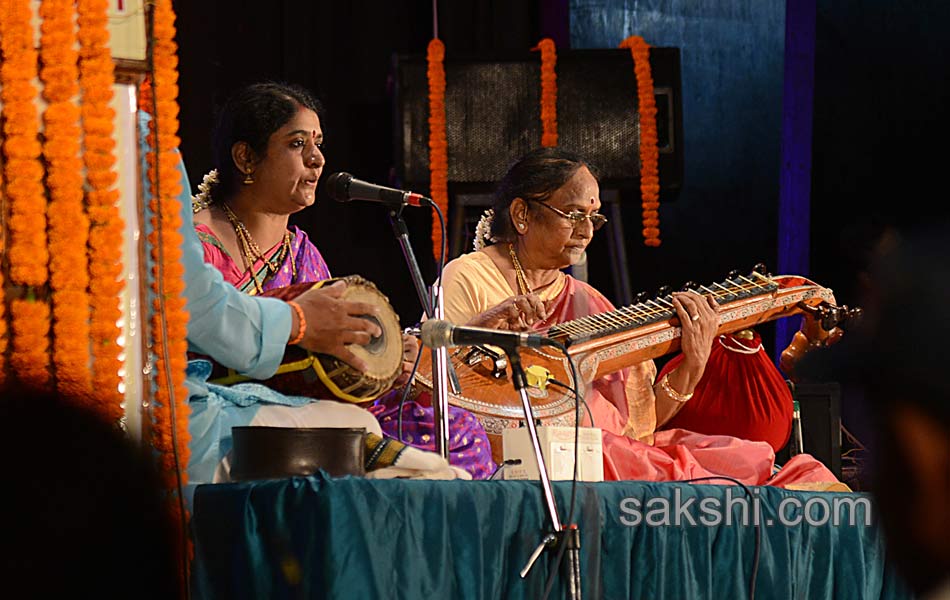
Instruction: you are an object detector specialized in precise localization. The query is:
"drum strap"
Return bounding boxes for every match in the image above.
[210,355,319,386]
[210,353,373,405]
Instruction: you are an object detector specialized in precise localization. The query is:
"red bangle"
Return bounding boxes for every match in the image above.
[287,301,306,346]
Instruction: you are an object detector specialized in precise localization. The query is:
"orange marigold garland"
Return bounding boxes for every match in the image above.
[78,0,125,419]
[532,38,558,147]
[146,3,190,485]
[619,35,661,247]
[427,38,448,261]
[1,0,52,388]
[145,0,191,585]
[40,0,93,402]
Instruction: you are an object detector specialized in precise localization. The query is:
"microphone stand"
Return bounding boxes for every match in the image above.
[388,205,456,459]
[507,347,581,600]
[429,284,452,457]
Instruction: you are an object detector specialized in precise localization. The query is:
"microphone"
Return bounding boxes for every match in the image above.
[326,172,428,208]
[420,319,555,350]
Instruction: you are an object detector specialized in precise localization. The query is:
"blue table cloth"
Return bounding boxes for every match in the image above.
[191,476,912,599]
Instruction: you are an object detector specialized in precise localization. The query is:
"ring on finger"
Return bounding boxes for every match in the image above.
[691,313,700,321]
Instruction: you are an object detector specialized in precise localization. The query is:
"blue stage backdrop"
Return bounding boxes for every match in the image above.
[569,1,787,337]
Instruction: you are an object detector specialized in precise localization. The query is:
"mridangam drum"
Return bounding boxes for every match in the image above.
[202,275,403,405]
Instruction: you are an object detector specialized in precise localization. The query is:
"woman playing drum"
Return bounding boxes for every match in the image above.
[191,82,495,479]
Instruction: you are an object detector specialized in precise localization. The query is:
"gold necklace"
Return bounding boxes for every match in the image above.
[508,243,531,295]
[222,203,295,293]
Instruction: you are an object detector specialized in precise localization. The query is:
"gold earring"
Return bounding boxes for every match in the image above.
[243,169,254,185]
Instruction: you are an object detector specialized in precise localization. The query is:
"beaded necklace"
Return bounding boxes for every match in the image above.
[508,243,531,295]
[221,202,296,294]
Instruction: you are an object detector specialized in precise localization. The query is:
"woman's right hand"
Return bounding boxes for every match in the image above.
[292,282,382,372]
[466,293,548,331]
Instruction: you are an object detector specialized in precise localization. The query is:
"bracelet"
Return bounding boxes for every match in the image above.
[660,372,694,403]
[287,301,306,346]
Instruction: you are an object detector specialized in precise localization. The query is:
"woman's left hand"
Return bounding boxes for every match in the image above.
[671,291,720,371]
[393,332,420,388]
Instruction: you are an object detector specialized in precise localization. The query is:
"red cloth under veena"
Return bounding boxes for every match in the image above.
[657,330,793,452]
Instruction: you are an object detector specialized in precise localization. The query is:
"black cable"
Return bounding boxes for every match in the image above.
[542,523,571,600]
[393,197,445,443]
[396,337,424,443]
[422,197,448,285]
[541,340,582,600]
[489,458,523,481]
[558,341,583,527]
[535,367,759,599]
[412,196,456,444]
[547,378,594,428]
[678,476,762,599]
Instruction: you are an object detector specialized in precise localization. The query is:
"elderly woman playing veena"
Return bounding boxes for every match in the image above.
[440,147,840,487]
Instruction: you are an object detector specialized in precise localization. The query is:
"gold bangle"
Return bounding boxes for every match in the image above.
[287,300,306,346]
[660,372,693,403]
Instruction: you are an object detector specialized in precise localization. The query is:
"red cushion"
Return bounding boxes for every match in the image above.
[657,330,793,452]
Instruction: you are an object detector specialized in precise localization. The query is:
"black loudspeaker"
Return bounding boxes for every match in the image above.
[777,382,842,479]
[393,48,683,192]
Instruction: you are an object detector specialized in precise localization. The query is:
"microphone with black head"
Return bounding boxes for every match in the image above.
[326,172,428,208]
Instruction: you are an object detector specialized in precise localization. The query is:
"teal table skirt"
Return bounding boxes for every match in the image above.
[191,476,912,599]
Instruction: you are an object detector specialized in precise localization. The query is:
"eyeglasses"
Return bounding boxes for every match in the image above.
[531,201,608,231]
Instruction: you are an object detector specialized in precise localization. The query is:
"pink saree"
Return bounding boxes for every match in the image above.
[195,223,330,293]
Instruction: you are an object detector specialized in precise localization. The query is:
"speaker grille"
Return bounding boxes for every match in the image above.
[394,48,682,191]
[448,61,540,183]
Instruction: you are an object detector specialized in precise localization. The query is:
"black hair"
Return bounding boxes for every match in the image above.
[489,147,598,243]
[211,81,323,199]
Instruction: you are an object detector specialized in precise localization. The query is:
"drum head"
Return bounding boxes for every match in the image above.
[339,279,403,381]
[255,275,405,403]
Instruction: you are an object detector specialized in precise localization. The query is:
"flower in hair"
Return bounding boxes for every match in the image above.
[473,208,497,251]
[191,168,219,213]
